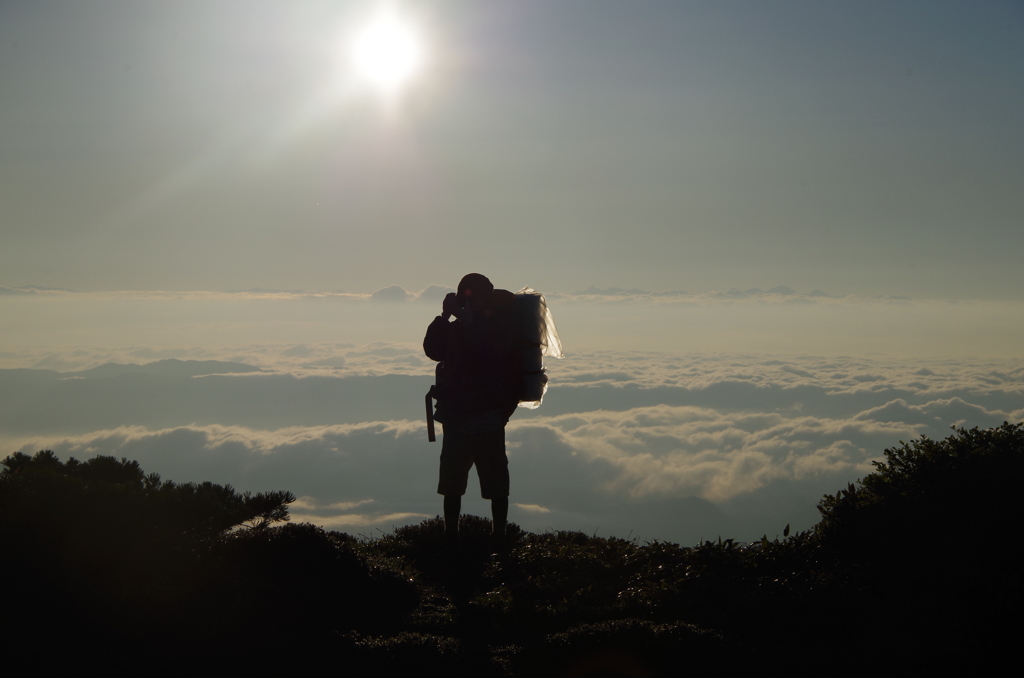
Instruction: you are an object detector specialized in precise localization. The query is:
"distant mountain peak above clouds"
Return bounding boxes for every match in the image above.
[369,285,412,303]
[416,285,456,303]
[70,359,263,379]
[224,287,307,295]
[576,285,650,296]
[570,285,845,300]
[1,285,76,295]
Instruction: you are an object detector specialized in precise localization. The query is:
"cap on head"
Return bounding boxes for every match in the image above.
[457,273,493,304]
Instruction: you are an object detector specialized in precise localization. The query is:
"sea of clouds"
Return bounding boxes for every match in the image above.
[3,286,1022,543]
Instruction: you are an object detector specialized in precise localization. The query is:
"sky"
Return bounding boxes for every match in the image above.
[2,1,1023,543]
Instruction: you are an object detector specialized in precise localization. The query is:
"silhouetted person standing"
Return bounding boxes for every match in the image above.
[424,273,519,542]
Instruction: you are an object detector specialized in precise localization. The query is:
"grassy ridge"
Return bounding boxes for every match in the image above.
[3,423,1021,674]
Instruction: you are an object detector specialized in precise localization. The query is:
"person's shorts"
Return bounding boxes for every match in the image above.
[437,426,509,499]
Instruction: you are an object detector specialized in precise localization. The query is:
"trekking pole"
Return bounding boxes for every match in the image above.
[425,389,436,442]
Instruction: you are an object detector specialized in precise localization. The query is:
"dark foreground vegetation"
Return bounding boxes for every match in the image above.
[3,424,1022,674]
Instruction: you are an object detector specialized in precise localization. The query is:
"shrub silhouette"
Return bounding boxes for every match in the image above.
[809,423,1024,663]
[816,422,1024,554]
[0,450,417,660]
[4,423,1020,673]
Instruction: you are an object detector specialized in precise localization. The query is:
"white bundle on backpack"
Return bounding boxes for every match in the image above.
[514,287,563,409]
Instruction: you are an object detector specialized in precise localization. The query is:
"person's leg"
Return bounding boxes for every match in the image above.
[438,426,472,540]
[474,428,510,538]
[491,496,508,538]
[443,494,461,539]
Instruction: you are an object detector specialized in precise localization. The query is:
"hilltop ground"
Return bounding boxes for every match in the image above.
[3,424,1020,675]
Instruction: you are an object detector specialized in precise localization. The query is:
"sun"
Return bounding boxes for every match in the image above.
[349,7,425,96]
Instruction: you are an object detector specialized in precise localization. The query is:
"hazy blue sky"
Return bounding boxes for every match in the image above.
[2,0,1022,298]
[2,1,1023,544]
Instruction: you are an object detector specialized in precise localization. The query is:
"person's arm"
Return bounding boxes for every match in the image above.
[423,316,450,362]
[424,293,459,361]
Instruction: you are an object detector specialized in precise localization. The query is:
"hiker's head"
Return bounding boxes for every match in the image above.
[457,273,493,309]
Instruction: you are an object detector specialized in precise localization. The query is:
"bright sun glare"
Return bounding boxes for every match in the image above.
[349,7,424,95]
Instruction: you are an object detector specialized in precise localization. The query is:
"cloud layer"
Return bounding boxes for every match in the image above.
[4,286,1022,543]
[6,349,1021,544]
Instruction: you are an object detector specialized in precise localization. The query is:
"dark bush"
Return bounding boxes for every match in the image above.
[811,423,1024,662]
[0,451,416,654]
[5,422,1022,672]
[816,423,1024,566]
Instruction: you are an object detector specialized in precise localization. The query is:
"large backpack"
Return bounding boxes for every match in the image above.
[513,287,563,409]
[424,286,563,441]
